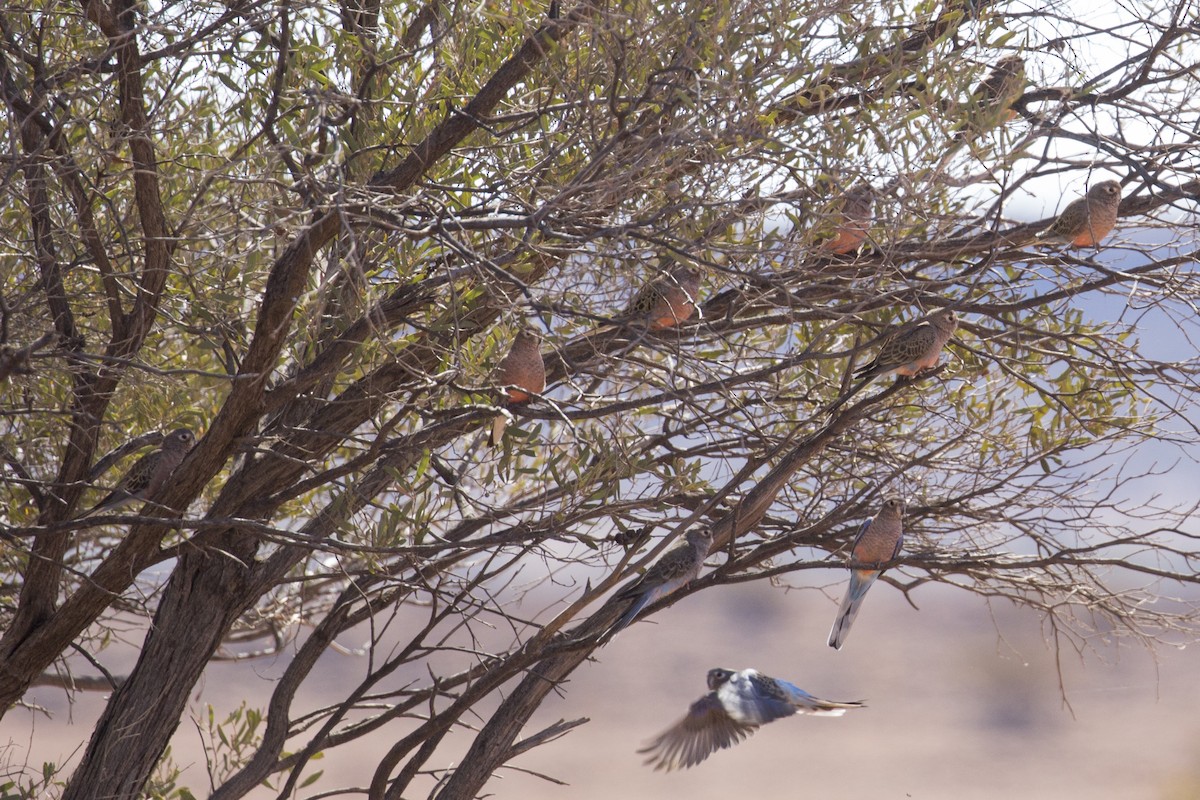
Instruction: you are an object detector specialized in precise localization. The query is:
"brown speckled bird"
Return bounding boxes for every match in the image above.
[602,526,714,642]
[489,329,546,446]
[853,309,958,381]
[1037,180,1122,247]
[818,184,875,255]
[620,265,701,330]
[956,55,1026,140]
[828,308,959,413]
[81,428,195,518]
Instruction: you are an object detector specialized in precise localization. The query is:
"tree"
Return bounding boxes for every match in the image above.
[2,0,1199,797]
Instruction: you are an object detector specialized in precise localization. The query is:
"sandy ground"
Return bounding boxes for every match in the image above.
[7,575,1200,799]
[504,582,1200,800]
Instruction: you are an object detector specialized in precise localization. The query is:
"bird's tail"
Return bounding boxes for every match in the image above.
[825,377,871,416]
[600,595,647,644]
[488,413,510,447]
[800,697,867,716]
[827,570,878,649]
[77,492,127,520]
[613,596,644,630]
[1034,225,1061,242]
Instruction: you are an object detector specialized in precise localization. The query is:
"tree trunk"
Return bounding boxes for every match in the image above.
[61,544,256,800]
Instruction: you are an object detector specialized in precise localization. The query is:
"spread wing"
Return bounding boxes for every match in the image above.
[638,693,757,771]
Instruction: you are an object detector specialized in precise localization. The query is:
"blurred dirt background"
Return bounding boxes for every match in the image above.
[8,573,1200,799]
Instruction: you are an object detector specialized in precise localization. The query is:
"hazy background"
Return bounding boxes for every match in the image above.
[9,225,1200,796]
[6,223,1199,797]
[9,571,1200,799]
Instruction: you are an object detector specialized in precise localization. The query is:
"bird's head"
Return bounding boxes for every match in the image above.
[932,308,959,332]
[996,54,1025,75]
[843,183,875,207]
[666,264,701,297]
[514,329,542,347]
[706,668,735,690]
[1087,181,1121,201]
[165,429,195,450]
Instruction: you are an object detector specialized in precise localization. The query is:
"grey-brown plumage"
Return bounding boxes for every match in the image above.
[854,308,958,381]
[955,55,1026,141]
[828,496,906,650]
[603,526,713,641]
[81,428,195,518]
[1036,180,1122,247]
[818,184,875,255]
[619,265,700,330]
[489,330,546,446]
[829,309,959,413]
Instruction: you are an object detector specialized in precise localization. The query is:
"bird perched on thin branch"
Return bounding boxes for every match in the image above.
[828,308,959,413]
[616,265,701,330]
[954,55,1026,142]
[80,428,195,518]
[1036,180,1122,247]
[602,526,713,641]
[829,496,906,650]
[639,667,865,771]
[817,183,875,256]
[489,329,546,446]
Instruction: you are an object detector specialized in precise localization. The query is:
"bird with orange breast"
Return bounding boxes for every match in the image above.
[489,329,545,446]
[817,183,875,256]
[1036,180,1122,247]
[618,265,701,330]
[954,55,1026,142]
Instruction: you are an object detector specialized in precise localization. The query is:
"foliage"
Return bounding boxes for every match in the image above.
[1,0,1199,797]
